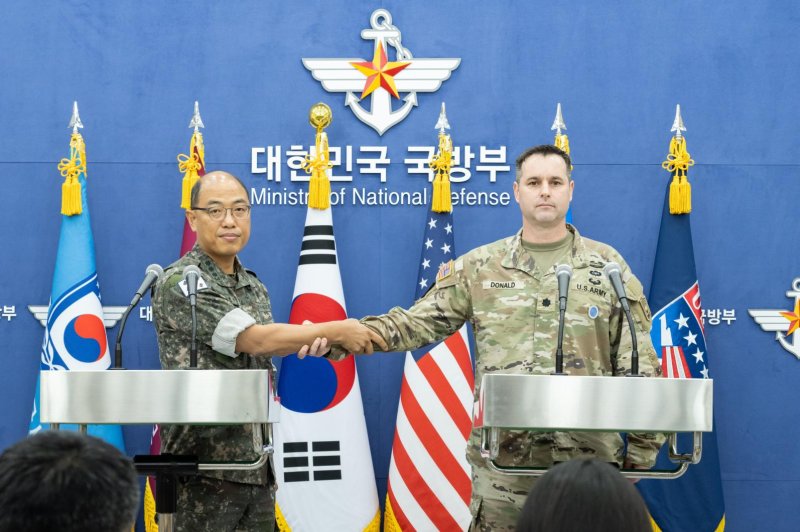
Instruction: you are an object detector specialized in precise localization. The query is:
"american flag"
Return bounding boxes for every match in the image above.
[384,208,475,531]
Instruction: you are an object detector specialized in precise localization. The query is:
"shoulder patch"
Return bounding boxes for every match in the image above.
[244,268,259,279]
[436,260,454,283]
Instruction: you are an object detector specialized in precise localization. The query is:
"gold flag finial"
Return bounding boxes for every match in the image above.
[429,102,453,213]
[303,103,333,209]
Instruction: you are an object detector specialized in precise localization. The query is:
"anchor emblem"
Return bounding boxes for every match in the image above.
[303,9,460,135]
[749,278,800,360]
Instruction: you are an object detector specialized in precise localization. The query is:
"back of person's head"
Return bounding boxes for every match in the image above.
[0,430,139,532]
[516,458,651,532]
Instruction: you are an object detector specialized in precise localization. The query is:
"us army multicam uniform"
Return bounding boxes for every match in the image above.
[360,225,665,531]
[153,245,275,531]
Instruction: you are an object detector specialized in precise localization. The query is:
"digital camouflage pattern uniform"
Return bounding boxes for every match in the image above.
[360,226,665,531]
[153,245,275,531]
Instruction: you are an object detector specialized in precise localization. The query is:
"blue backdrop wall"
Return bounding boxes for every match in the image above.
[2,1,799,530]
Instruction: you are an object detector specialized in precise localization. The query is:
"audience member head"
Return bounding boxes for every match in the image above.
[0,430,139,532]
[516,458,651,532]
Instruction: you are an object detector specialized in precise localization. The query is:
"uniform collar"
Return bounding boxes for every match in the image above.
[188,244,253,289]
[501,224,589,273]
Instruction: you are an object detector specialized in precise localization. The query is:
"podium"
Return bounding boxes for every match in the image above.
[40,369,279,531]
[477,374,713,479]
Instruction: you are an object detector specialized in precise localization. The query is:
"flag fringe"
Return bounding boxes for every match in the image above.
[383,494,402,531]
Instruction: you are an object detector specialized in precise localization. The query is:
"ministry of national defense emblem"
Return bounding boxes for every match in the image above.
[302,8,460,135]
[749,277,800,360]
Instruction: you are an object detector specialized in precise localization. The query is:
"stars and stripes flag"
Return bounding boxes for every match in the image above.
[272,205,379,530]
[29,125,125,454]
[383,208,475,531]
[637,131,725,531]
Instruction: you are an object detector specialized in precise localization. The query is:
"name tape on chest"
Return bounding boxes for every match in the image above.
[482,280,526,289]
[178,275,209,297]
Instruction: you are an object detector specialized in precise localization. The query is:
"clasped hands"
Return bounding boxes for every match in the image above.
[297,318,387,359]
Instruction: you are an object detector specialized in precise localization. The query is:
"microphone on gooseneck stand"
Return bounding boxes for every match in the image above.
[602,262,641,376]
[553,263,573,375]
[114,264,164,369]
[182,265,202,368]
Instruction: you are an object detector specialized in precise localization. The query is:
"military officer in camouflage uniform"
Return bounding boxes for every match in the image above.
[359,146,665,531]
[153,171,385,531]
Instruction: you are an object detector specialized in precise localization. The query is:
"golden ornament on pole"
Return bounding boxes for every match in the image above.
[302,102,333,209]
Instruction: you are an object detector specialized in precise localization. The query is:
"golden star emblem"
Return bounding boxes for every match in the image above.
[780,299,800,336]
[350,42,410,100]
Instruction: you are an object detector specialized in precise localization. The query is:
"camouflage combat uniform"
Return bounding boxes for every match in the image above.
[153,245,275,531]
[360,226,665,531]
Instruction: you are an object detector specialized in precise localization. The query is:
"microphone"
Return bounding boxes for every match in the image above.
[114,263,164,369]
[553,263,572,375]
[602,262,630,312]
[183,265,202,306]
[602,262,641,376]
[182,265,202,368]
[130,264,164,306]
[555,264,573,311]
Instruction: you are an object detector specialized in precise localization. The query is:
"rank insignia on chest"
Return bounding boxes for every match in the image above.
[436,260,454,282]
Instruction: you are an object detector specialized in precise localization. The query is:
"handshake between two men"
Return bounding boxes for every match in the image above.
[234,318,387,360]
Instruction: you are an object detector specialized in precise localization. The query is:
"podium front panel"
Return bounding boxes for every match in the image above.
[41,369,273,425]
[480,374,712,433]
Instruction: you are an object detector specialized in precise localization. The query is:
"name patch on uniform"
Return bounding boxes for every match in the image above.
[482,280,526,289]
[178,275,208,296]
[575,284,607,297]
[436,260,454,282]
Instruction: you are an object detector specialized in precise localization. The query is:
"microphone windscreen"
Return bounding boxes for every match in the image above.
[183,265,201,277]
[602,261,622,279]
[146,263,164,279]
[555,263,573,278]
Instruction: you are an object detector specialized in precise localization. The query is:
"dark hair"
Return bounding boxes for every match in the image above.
[515,145,572,181]
[190,171,249,208]
[0,431,139,532]
[516,458,651,532]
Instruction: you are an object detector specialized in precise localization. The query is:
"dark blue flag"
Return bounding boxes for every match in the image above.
[637,181,726,531]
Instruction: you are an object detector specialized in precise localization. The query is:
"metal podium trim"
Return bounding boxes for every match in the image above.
[40,369,275,425]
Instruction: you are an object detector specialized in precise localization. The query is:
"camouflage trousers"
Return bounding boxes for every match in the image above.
[175,475,275,532]
[466,444,537,531]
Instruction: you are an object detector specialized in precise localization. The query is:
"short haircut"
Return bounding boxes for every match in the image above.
[190,171,249,208]
[516,458,651,532]
[0,431,139,532]
[515,145,572,181]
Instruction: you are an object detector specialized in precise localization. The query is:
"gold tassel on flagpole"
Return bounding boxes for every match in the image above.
[662,136,695,214]
[57,132,86,216]
[429,128,453,213]
[177,131,204,210]
[303,103,333,210]
[554,133,570,157]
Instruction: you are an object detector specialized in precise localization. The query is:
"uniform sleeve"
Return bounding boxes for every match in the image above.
[153,273,255,363]
[608,265,667,467]
[360,265,471,352]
